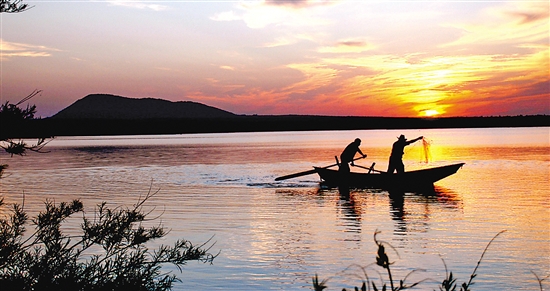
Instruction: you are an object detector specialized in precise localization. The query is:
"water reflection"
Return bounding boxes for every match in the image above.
[389,191,405,221]
[277,184,463,239]
[274,187,364,239]
[337,187,362,235]
[388,186,462,235]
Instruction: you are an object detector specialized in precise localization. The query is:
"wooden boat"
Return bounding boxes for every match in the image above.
[315,163,465,190]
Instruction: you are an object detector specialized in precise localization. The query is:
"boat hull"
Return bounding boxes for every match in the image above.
[315,163,465,190]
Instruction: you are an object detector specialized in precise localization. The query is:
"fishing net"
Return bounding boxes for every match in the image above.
[421,137,432,163]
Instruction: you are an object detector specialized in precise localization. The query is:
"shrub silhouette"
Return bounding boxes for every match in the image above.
[0,190,216,290]
[0,0,32,13]
[0,90,50,158]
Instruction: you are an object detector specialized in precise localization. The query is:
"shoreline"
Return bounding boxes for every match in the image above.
[5,114,549,138]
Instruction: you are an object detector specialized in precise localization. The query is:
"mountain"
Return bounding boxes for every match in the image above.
[52,94,236,119]
[9,94,547,138]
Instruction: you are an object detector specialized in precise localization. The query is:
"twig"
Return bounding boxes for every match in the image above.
[462,230,507,290]
[15,89,42,106]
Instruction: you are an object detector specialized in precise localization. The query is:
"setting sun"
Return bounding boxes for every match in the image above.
[423,110,441,117]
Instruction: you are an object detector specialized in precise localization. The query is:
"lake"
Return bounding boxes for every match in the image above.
[1,127,548,290]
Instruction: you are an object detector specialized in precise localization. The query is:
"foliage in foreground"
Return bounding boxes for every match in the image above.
[0,90,50,158]
[0,190,216,291]
[0,0,31,13]
[313,230,547,291]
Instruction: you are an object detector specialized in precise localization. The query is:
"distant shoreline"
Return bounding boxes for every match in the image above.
[5,115,549,138]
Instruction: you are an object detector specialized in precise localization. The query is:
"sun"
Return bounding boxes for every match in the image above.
[415,104,450,117]
[423,109,441,117]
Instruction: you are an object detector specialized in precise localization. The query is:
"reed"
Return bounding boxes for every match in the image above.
[312,230,547,291]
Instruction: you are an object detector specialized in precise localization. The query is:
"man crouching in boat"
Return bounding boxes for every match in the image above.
[387,134,423,174]
[340,138,367,174]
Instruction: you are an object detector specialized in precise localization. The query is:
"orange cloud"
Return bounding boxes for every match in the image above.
[349,50,546,116]
[254,2,549,117]
[184,40,547,117]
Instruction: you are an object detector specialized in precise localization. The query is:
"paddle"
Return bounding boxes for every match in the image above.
[275,156,366,181]
[352,163,386,174]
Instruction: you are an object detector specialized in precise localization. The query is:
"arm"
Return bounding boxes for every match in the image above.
[406,136,423,145]
[351,149,367,165]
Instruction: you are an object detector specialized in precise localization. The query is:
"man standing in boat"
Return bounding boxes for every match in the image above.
[340,138,367,174]
[387,135,423,174]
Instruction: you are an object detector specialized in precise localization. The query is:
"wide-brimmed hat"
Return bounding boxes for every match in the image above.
[398,134,406,140]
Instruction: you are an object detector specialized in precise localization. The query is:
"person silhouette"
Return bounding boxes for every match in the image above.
[339,138,367,174]
[387,135,423,174]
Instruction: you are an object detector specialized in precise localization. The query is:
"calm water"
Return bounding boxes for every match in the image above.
[1,127,549,290]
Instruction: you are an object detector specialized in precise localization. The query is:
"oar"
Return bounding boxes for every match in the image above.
[352,163,386,174]
[275,156,366,181]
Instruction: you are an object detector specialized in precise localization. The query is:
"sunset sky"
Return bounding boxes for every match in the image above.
[1,0,549,117]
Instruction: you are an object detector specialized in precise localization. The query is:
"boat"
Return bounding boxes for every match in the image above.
[314,163,465,190]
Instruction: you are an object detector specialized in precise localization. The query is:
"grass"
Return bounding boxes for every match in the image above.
[313,230,548,291]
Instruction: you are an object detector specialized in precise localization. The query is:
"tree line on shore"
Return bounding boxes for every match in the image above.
[5,114,549,138]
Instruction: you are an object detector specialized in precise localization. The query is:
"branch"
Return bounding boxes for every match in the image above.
[0,0,33,13]
[1,138,51,156]
[15,89,42,106]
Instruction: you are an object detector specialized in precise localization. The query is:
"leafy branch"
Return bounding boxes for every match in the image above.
[0,0,32,13]
[1,90,52,156]
[0,187,216,290]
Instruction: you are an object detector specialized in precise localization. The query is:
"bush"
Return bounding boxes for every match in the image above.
[0,90,49,157]
[0,190,216,291]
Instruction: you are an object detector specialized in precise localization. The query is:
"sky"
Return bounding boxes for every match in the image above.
[1,0,549,118]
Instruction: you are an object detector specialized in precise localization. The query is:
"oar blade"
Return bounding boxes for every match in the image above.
[275,169,317,181]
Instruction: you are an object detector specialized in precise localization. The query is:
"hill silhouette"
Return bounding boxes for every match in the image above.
[52,94,236,119]
[4,94,548,138]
